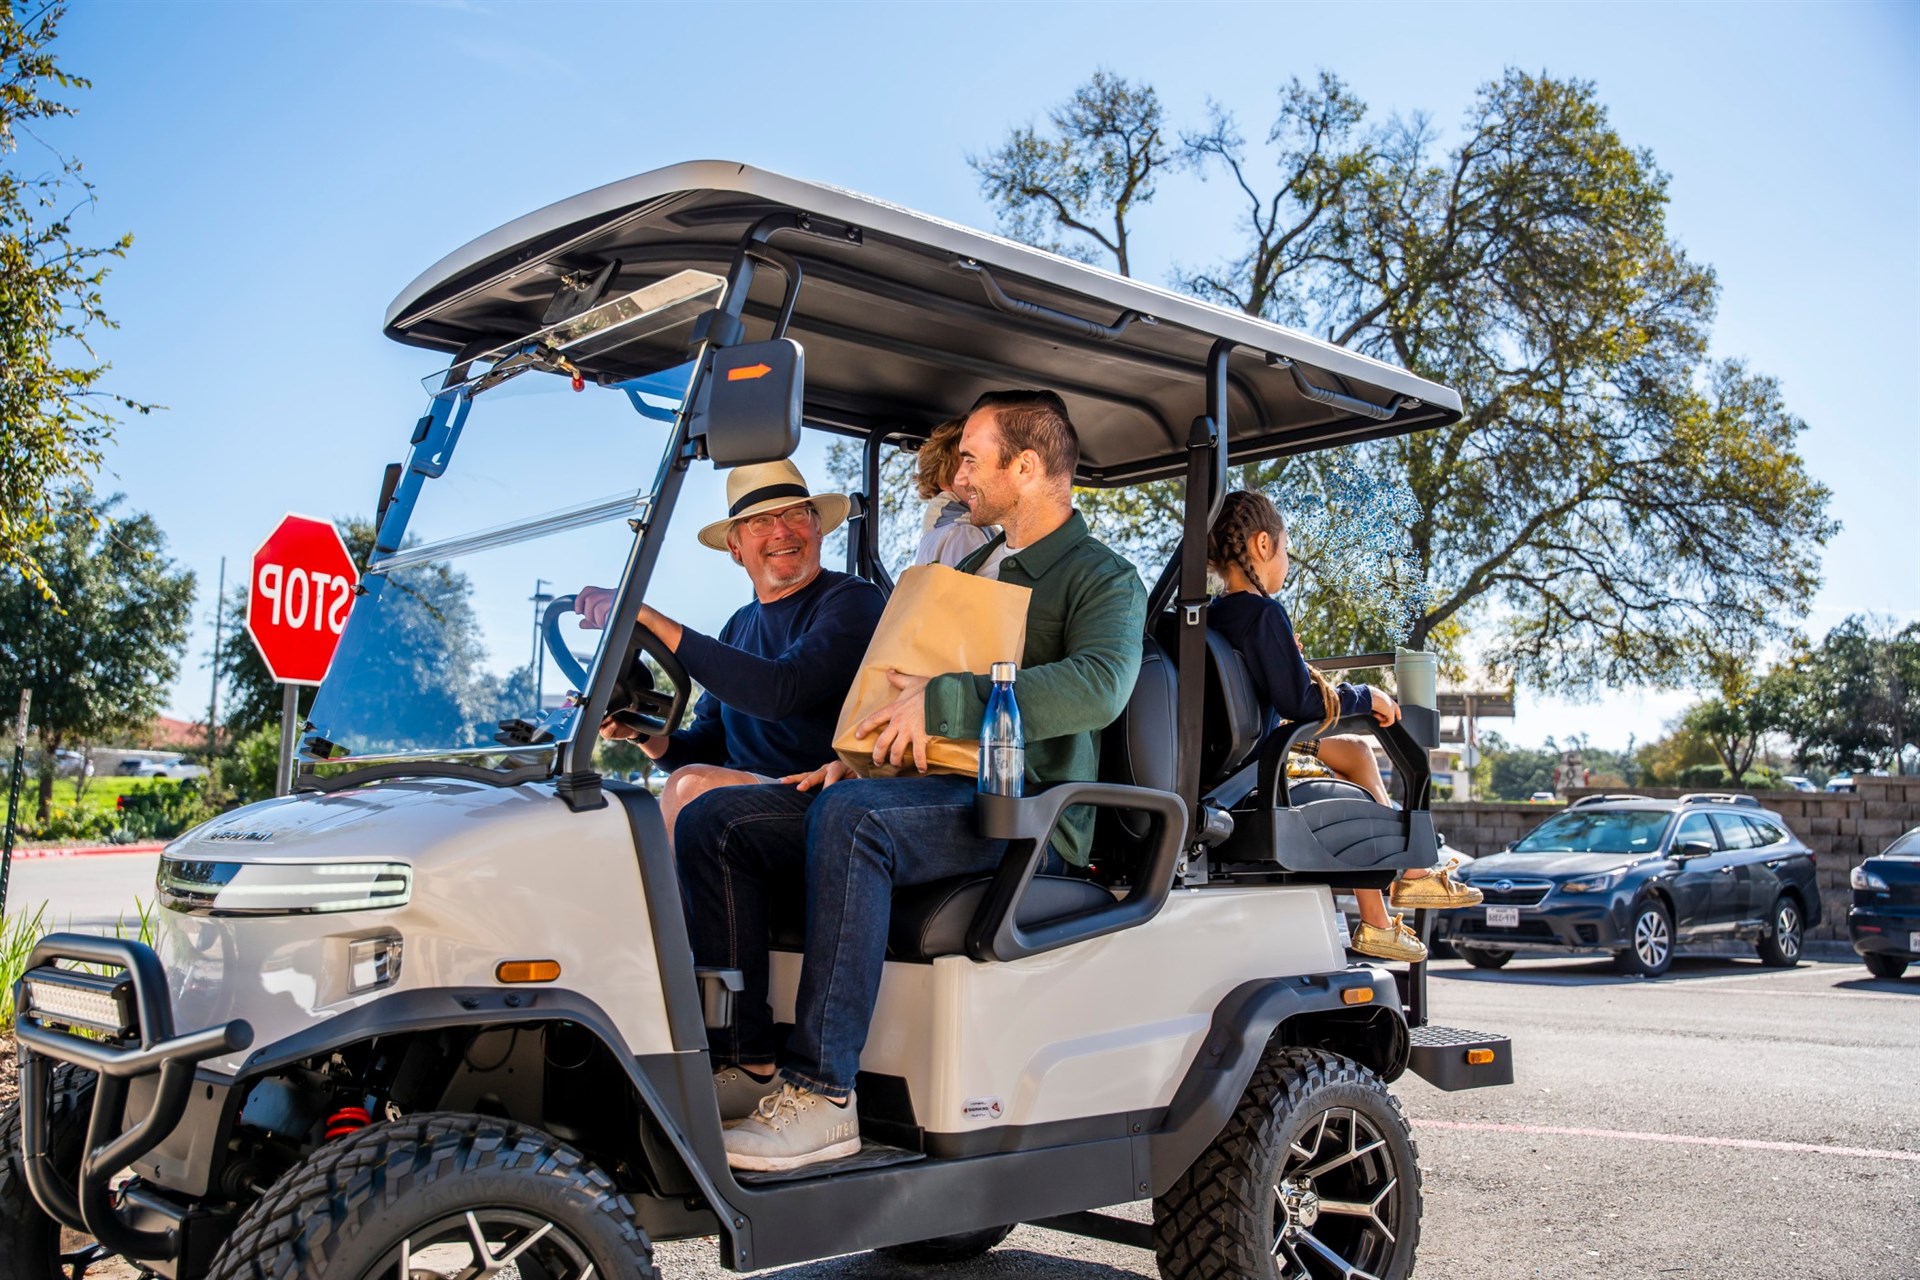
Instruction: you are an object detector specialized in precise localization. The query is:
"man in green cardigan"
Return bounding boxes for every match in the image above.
[675,389,1147,1172]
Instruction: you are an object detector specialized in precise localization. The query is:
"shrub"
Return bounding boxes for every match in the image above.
[113,779,220,840]
[1676,763,1733,789]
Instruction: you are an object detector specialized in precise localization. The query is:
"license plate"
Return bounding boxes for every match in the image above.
[1486,907,1520,928]
[1910,931,1920,952]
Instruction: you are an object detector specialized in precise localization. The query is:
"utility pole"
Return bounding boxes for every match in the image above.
[2,690,33,922]
[207,556,226,759]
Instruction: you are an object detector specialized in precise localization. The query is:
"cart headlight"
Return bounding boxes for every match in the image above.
[1560,869,1624,894]
[21,966,136,1037]
[348,934,404,994]
[159,857,413,916]
[1852,866,1889,892]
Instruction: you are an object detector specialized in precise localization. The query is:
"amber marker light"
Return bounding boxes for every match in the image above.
[1340,987,1374,1005]
[496,960,562,984]
[1466,1048,1496,1065]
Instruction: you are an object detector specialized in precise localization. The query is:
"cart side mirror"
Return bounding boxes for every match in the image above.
[1671,839,1714,861]
[700,338,803,467]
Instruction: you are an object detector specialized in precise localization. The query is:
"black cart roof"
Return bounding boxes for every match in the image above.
[385,161,1462,485]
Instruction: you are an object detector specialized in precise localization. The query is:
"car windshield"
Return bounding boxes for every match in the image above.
[1511,809,1672,855]
[302,359,694,770]
[1884,829,1920,858]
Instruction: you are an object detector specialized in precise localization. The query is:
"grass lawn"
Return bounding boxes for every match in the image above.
[30,776,149,816]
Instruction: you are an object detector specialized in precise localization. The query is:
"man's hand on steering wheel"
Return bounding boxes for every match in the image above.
[572,585,683,652]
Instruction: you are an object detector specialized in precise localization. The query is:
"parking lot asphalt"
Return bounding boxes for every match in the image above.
[15,853,1916,1278]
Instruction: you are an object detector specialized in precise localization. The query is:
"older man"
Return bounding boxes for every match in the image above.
[577,459,884,834]
[676,390,1147,1171]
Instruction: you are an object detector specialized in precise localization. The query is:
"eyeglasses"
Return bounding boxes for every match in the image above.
[737,504,818,537]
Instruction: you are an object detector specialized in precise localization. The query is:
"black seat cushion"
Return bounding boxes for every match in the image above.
[887,874,1114,962]
[1152,614,1264,792]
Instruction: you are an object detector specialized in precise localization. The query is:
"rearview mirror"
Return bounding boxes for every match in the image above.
[701,338,803,467]
[1671,839,1714,860]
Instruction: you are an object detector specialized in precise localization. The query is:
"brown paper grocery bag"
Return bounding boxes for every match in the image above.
[833,562,1030,778]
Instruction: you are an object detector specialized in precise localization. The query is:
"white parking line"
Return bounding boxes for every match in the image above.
[1418,1119,1920,1163]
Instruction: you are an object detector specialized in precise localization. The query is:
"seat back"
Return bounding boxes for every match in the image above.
[1095,637,1177,845]
[1151,613,1265,793]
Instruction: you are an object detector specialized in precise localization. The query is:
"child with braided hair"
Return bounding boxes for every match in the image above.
[1206,490,1481,962]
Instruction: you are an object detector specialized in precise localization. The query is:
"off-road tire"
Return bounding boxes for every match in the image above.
[1755,894,1803,968]
[203,1112,655,1280]
[877,1224,1016,1264]
[1153,1046,1421,1280]
[1863,953,1909,980]
[1613,897,1674,977]
[0,1061,103,1279]
[1459,945,1511,970]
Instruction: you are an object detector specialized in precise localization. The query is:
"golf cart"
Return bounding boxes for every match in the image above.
[6,162,1510,1280]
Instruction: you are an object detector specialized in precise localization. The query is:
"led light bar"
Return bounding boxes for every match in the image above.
[159,858,414,916]
[23,966,136,1037]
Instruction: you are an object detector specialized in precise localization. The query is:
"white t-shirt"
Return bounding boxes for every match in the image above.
[976,541,1023,580]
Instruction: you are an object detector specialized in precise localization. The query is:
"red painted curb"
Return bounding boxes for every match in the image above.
[7,843,166,861]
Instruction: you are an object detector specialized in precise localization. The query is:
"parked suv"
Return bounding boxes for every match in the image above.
[1849,826,1920,979]
[1437,794,1820,976]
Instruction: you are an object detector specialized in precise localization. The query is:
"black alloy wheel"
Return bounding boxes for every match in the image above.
[1756,895,1804,967]
[1614,897,1674,977]
[1459,946,1512,970]
[0,1061,121,1280]
[1863,953,1909,980]
[1155,1047,1420,1280]
[204,1113,654,1280]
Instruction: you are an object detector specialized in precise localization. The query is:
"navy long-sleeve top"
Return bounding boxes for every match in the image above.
[1206,590,1372,733]
[659,569,886,778]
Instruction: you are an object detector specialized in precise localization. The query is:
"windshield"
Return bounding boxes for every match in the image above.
[1511,809,1672,856]
[302,360,693,769]
[1884,829,1920,858]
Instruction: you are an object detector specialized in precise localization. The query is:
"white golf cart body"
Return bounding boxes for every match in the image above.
[12,162,1506,1280]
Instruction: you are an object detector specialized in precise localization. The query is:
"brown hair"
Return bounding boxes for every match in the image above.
[969,389,1080,483]
[1208,490,1340,731]
[915,417,968,501]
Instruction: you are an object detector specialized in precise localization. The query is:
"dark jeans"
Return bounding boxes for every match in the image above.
[676,774,1043,1096]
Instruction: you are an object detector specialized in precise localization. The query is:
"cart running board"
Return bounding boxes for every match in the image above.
[1407,1024,1513,1091]
[731,1140,925,1184]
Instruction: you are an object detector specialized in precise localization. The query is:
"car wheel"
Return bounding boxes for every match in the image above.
[203,1113,654,1280]
[1459,946,1512,970]
[1863,953,1909,980]
[1614,898,1674,977]
[877,1224,1015,1264]
[0,1062,118,1279]
[1755,895,1803,968]
[1153,1047,1421,1280]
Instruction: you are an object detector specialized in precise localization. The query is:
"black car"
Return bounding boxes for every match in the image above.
[1437,794,1821,977]
[1849,826,1920,980]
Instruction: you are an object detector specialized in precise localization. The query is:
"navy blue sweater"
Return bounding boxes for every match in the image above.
[661,569,886,778]
[1207,590,1372,732]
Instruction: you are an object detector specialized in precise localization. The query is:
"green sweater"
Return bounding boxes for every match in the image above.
[923,510,1147,866]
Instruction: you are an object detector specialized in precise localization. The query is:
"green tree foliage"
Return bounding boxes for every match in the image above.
[970,69,1835,689]
[1773,616,1919,775]
[1,4,153,594]
[0,494,194,820]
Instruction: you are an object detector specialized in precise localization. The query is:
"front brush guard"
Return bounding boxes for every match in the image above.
[12,933,252,1263]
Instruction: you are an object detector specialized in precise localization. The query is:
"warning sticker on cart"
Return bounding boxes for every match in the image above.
[963,1097,1005,1121]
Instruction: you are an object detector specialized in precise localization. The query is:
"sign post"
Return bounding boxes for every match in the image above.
[246,515,358,796]
[1,689,31,921]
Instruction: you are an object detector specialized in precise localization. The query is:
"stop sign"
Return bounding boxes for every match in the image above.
[247,514,359,685]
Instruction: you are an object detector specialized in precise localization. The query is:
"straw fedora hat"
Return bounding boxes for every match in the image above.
[696,460,851,551]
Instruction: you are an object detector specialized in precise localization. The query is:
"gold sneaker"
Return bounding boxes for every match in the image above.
[1352,915,1429,963]
[1389,866,1484,910]
[723,1083,861,1172]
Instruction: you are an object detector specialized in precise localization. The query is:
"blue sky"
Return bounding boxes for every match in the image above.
[37,0,1920,751]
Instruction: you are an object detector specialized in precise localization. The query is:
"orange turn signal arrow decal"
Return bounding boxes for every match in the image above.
[727,363,773,381]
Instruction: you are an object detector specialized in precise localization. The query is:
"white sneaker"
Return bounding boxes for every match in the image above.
[723,1083,861,1172]
[713,1065,784,1123]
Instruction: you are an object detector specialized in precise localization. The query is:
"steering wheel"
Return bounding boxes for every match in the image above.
[540,594,690,739]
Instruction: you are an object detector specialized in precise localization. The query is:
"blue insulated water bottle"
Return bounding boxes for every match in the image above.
[978,661,1025,797]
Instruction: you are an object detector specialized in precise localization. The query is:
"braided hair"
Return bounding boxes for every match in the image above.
[1208,490,1342,733]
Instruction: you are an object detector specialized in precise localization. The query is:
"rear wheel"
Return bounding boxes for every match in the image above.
[877,1224,1015,1264]
[0,1061,117,1280]
[203,1113,654,1280]
[1755,895,1803,967]
[1614,898,1673,976]
[1864,953,1909,980]
[1154,1046,1420,1280]
[1459,946,1511,970]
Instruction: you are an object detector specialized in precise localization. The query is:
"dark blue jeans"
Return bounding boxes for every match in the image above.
[676,774,1036,1097]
